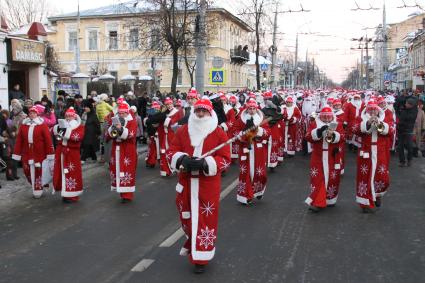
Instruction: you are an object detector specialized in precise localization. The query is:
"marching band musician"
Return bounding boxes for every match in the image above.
[233,99,270,205]
[228,95,241,162]
[52,107,85,203]
[282,96,301,157]
[332,98,347,175]
[166,99,230,274]
[305,106,345,212]
[354,100,393,213]
[13,106,55,198]
[344,93,364,150]
[107,103,138,203]
[144,101,162,168]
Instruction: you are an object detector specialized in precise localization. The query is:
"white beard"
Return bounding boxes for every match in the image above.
[352,100,362,108]
[188,111,218,147]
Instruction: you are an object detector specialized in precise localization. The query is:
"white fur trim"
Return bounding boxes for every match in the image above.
[176,183,184,193]
[12,154,21,161]
[381,122,389,135]
[241,109,263,126]
[326,196,338,205]
[179,247,189,256]
[182,212,191,219]
[120,127,129,140]
[46,154,55,160]
[311,128,321,141]
[332,132,341,144]
[305,197,313,205]
[204,156,217,176]
[164,117,171,128]
[237,194,248,204]
[356,196,370,206]
[61,190,83,198]
[256,127,264,137]
[220,122,228,132]
[115,186,135,193]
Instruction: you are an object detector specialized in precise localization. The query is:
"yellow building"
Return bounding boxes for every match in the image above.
[47,2,253,95]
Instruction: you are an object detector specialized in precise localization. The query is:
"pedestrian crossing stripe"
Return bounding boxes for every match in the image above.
[213,71,222,82]
[209,68,226,85]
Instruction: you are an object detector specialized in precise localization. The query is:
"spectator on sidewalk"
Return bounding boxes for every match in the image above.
[54,97,66,120]
[81,99,101,163]
[8,83,25,102]
[10,99,27,130]
[1,110,18,181]
[23,99,33,115]
[95,93,113,163]
[413,100,425,157]
[130,105,143,145]
[397,97,418,167]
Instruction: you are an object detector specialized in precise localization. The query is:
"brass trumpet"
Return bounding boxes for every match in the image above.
[325,130,335,143]
[369,116,384,133]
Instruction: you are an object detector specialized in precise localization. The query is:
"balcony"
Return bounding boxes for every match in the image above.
[230,45,250,65]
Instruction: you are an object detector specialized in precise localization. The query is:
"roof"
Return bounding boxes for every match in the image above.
[9,22,54,36]
[49,1,252,32]
[247,53,272,65]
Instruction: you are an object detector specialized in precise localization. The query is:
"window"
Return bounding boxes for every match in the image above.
[109,31,118,50]
[131,71,139,77]
[150,29,162,50]
[88,30,98,50]
[129,28,139,50]
[177,69,183,85]
[68,31,77,51]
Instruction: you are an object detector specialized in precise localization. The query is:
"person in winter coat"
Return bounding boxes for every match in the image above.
[96,93,114,163]
[1,110,19,181]
[130,105,143,144]
[81,100,101,163]
[10,99,27,130]
[52,107,85,203]
[397,98,418,167]
[12,106,55,198]
[413,101,425,157]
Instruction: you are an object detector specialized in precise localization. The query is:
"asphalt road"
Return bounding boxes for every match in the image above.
[1,149,424,283]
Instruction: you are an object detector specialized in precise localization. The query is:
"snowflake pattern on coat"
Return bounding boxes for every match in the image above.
[360,164,369,175]
[310,167,319,177]
[374,181,386,192]
[120,172,133,185]
[197,226,217,249]
[237,182,246,195]
[66,177,77,191]
[200,202,215,217]
[358,181,368,196]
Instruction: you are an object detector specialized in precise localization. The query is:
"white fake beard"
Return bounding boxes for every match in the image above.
[352,100,362,108]
[188,112,218,147]
[65,119,78,128]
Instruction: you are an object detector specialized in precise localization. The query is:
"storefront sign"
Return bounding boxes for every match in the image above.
[11,38,45,64]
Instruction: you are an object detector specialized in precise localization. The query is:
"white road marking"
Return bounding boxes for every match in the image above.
[130,178,239,272]
[131,259,155,272]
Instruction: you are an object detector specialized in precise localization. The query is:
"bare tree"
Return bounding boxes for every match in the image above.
[45,42,61,74]
[240,0,271,90]
[1,0,52,29]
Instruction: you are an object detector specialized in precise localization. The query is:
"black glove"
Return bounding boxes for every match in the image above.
[332,147,339,157]
[244,118,255,131]
[176,155,191,171]
[188,158,204,171]
[202,159,209,174]
[316,125,329,138]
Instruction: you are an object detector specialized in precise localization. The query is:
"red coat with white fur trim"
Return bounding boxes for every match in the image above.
[52,117,85,198]
[354,109,393,208]
[282,105,301,155]
[305,118,345,208]
[233,109,270,204]
[166,113,230,265]
[107,114,138,193]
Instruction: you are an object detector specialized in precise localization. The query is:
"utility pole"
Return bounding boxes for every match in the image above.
[294,33,298,88]
[304,49,308,88]
[270,2,278,90]
[195,0,207,95]
[381,1,388,90]
[75,1,81,73]
[360,45,364,89]
[365,35,370,89]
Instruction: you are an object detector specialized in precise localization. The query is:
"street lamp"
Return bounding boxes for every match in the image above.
[72,72,90,98]
[121,74,136,91]
[99,74,116,96]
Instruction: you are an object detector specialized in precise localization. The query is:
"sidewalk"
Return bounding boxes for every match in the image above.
[0,144,147,212]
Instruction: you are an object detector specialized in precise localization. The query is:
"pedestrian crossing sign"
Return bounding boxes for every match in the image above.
[209,68,226,85]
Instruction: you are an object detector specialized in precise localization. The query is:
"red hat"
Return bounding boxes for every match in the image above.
[366,100,379,111]
[320,106,334,118]
[187,88,199,99]
[151,101,161,110]
[118,103,130,113]
[245,99,258,109]
[248,92,256,99]
[286,96,293,103]
[327,97,335,105]
[263,91,273,99]
[353,93,361,99]
[29,106,39,115]
[117,97,125,105]
[164,97,173,105]
[33,104,45,115]
[219,93,227,101]
[194,99,213,114]
[333,98,342,105]
[376,96,386,104]
[229,95,237,103]
[65,107,77,117]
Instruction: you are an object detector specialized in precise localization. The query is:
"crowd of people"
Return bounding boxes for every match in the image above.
[2,85,424,273]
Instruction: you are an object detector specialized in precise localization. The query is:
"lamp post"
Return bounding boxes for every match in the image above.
[72,72,90,98]
[121,75,136,91]
[99,74,116,96]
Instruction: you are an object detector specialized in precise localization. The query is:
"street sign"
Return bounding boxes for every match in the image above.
[261,63,268,71]
[212,57,224,69]
[209,68,226,85]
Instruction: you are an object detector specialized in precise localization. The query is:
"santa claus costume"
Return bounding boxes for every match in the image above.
[107,103,138,203]
[166,99,230,273]
[262,91,284,169]
[144,101,162,168]
[13,106,55,198]
[301,94,318,154]
[344,93,364,148]
[332,99,347,175]
[233,99,270,204]
[355,100,393,212]
[228,95,241,161]
[157,97,183,176]
[305,107,344,211]
[52,107,85,203]
[282,96,301,157]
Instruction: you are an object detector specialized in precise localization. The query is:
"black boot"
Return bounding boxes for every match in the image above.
[194,264,205,274]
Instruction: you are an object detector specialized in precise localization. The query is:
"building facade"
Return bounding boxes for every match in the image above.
[47,2,253,95]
